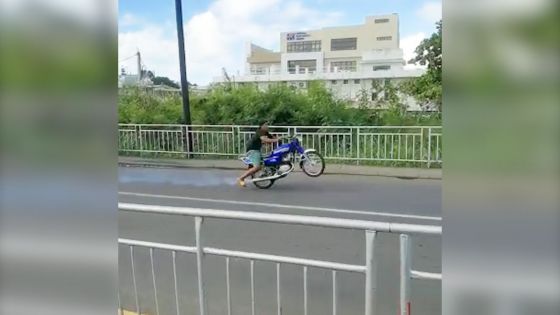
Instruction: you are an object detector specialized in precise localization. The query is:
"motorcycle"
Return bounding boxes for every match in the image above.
[240,136,325,189]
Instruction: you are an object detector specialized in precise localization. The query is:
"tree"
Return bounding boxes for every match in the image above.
[409,20,442,78]
[402,20,442,111]
[371,79,402,109]
[152,76,180,89]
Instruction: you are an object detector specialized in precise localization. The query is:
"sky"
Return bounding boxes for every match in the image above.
[118,0,441,85]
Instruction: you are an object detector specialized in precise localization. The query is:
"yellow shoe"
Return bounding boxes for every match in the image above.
[237,179,246,187]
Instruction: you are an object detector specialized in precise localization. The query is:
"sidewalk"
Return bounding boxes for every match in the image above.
[118,156,441,179]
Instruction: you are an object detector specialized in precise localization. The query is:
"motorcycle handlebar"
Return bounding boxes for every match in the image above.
[278,135,296,141]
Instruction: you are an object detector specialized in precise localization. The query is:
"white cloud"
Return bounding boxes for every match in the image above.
[416,1,442,23]
[118,0,342,85]
[119,25,180,80]
[119,13,141,27]
[400,32,427,70]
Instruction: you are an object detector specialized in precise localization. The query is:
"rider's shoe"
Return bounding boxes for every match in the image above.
[237,178,246,187]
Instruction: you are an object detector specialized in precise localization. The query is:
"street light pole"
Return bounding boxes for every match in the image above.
[174,0,193,155]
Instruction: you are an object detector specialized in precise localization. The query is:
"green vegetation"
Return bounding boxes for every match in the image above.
[401,20,442,111]
[151,76,181,89]
[119,81,441,126]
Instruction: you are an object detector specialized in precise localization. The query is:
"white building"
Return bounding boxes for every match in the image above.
[118,52,153,88]
[213,14,426,110]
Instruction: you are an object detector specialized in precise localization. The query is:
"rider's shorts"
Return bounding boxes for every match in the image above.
[246,150,262,166]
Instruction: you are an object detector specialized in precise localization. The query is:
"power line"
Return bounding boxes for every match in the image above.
[118,54,137,63]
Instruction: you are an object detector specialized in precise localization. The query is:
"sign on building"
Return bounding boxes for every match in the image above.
[286,32,310,41]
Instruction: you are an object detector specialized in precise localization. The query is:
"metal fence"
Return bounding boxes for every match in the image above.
[118,124,442,166]
[118,203,441,315]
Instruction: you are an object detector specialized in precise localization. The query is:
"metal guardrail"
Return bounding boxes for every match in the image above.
[118,203,441,315]
[249,66,361,75]
[118,124,442,166]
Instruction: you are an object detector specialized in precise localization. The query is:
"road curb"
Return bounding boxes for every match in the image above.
[119,309,148,315]
[118,158,441,180]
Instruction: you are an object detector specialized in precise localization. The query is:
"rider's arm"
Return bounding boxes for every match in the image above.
[261,135,278,143]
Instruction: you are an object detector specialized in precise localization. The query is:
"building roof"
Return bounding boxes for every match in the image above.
[246,44,281,64]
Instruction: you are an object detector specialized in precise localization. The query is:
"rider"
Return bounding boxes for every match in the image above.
[237,121,279,187]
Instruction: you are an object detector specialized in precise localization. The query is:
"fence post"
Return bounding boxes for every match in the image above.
[399,234,412,315]
[293,127,299,162]
[130,246,140,315]
[356,127,360,165]
[183,124,191,159]
[137,125,143,152]
[364,230,377,315]
[427,128,432,168]
[236,126,241,156]
[230,126,235,157]
[195,216,207,315]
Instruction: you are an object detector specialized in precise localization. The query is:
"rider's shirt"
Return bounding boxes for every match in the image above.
[246,129,272,151]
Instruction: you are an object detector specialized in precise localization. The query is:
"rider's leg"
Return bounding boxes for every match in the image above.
[239,165,261,181]
[238,150,262,186]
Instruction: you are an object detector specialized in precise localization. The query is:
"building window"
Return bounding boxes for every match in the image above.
[343,80,349,84]
[251,66,268,75]
[331,61,357,72]
[376,36,392,41]
[354,79,360,84]
[287,60,317,74]
[374,18,390,23]
[373,65,391,71]
[372,92,377,101]
[287,40,321,53]
[331,80,337,85]
[331,38,357,51]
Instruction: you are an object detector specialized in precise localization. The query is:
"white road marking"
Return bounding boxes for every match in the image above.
[118,191,442,222]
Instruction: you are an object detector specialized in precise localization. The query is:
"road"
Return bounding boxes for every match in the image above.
[118,166,441,315]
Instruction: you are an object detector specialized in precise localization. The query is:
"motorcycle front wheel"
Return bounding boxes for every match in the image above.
[300,151,325,177]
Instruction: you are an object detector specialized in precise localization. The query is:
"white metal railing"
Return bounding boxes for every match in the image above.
[325,66,358,73]
[287,67,317,75]
[248,66,359,76]
[249,69,282,75]
[118,124,442,166]
[118,203,441,315]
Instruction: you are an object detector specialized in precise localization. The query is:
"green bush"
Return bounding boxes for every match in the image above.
[119,88,183,124]
[119,82,441,126]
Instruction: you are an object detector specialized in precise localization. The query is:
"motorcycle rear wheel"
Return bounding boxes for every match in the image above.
[250,166,275,189]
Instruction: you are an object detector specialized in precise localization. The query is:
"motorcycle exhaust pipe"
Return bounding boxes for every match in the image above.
[279,164,295,178]
[250,164,296,183]
[250,173,282,183]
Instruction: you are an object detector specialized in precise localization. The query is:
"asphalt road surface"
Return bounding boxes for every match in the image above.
[118,166,441,315]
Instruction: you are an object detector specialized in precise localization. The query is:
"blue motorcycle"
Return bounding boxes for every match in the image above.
[240,136,325,189]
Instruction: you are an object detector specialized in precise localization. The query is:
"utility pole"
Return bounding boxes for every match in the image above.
[174,0,193,155]
[136,50,142,83]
